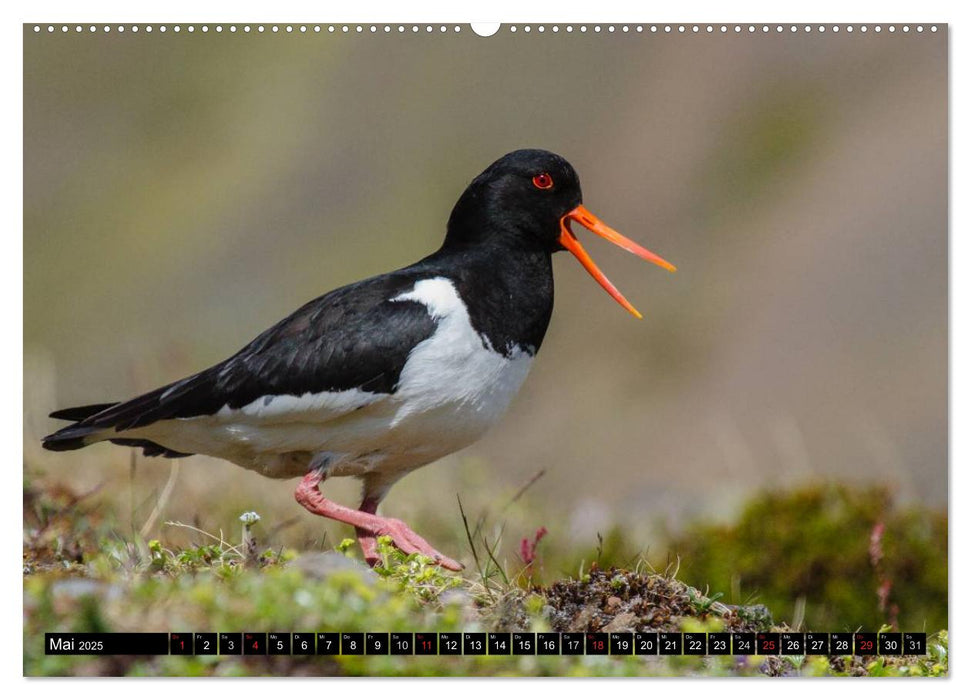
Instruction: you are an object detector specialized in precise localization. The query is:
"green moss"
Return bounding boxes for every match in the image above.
[661,484,947,632]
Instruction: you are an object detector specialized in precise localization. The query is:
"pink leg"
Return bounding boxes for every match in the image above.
[295,471,462,571]
[356,497,380,568]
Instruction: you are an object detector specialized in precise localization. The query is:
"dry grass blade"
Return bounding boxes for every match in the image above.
[481,525,509,587]
[164,520,245,558]
[129,449,137,535]
[457,495,484,578]
[470,468,545,543]
[500,468,545,513]
[265,516,302,540]
[138,459,180,539]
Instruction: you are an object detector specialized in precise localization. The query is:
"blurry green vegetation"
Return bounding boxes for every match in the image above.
[24,478,947,677]
[699,84,826,226]
[24,29,950,520]
[663,485,947,633]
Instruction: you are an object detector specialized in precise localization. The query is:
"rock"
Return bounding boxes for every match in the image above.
[439,588,473,606]
[291,552,377,581]
[572,604,599,631]
[602,612,637,632]
[50,578,122,601]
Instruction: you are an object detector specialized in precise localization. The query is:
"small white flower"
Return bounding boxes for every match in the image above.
[239,511,261,525]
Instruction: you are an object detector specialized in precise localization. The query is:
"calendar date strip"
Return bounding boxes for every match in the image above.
[45,631,927,657]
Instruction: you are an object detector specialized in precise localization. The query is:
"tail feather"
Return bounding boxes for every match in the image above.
[49,402,119,422]
[41,423,104,452]
[43,362,219,458]
[43,397,195,459]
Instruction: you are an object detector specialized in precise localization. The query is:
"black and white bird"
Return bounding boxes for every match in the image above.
[43,149,675,570]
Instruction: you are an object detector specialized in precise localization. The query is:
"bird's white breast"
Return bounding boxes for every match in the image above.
[389,277,534,440]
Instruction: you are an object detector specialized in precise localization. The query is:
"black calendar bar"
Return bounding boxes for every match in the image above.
[45,633,169,655]
[44,631,927,656]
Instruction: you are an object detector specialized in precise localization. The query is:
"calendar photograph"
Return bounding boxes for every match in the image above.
[23,21,948,677]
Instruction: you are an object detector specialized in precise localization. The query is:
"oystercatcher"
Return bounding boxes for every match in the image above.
[42,149,675,570]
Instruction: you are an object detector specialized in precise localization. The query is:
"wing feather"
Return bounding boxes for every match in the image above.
[45,272,438,443]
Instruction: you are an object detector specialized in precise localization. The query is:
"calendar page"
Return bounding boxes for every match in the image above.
[23,18,948,678]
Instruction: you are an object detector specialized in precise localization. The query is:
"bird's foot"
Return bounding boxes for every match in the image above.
[295,471,462,571]
[356,520,463,571]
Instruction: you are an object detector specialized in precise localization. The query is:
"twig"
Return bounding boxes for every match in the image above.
[129,449,137,536]
[469,469,546,542]
[501,468,546,513]
[265,516,301,540]
[139,460,180,539]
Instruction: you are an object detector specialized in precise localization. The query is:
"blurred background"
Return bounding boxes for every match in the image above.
[24,26,947,629]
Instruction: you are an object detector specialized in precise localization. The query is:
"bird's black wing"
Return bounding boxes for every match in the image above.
[44,271,438,443]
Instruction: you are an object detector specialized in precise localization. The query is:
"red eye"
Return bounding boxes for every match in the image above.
[532,173,554,190]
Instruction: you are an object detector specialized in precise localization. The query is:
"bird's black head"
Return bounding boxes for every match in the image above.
[442,149,677,318]
[444,149,583,254]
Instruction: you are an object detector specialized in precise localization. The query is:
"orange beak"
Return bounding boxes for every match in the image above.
[559,204,676,319]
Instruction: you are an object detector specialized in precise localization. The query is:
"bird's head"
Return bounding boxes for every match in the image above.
[445,148,676,318]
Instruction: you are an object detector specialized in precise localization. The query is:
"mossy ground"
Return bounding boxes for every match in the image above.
[23,478,947,677]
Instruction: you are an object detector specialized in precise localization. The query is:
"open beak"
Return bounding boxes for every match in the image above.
[558,204,676,319]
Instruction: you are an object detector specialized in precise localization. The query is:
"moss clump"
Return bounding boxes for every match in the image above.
[540,565,770,633]
[662,484,947,632]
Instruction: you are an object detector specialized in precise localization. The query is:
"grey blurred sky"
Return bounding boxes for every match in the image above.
[24,27,947,529]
